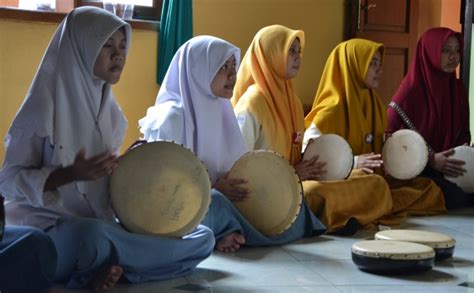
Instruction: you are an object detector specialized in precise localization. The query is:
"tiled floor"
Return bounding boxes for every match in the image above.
[66,208,474,292]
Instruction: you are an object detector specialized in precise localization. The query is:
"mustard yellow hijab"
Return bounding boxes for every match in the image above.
[232,25,305,165]
[305,39,386,155]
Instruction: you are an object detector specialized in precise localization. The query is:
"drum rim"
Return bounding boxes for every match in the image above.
[382,129,428,180]
[351,240,436,260]
[303,134,354,181]
[228,149,303,236]
[374,229,456,249]
[110,140,212,238]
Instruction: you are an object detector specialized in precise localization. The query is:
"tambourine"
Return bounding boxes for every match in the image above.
[382,130,428,180]
[375,229,455,260]
[352,240,435,274]
[303,134,353,181]
[444,145,474,193]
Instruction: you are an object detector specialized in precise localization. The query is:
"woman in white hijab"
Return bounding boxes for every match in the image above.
[0,7,213,290]
[139,35,325,253]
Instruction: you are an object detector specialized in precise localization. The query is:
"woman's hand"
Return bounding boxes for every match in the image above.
[295,155,327,181]
[71,149,118,181]
[214,176,249,202]
[430,149,465,177]
[356,152,383,174]
[44,148,117,192]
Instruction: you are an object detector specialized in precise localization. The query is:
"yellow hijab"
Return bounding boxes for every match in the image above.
[305,38,386,155]
[232,25,305,165]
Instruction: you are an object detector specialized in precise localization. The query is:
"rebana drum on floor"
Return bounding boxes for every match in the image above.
[382,129,428,180]
[302,134,353,181]
[444,145,474,193]
[227,150,303,236]
[110,141,211,238]
[351,240,435,274]
[375,229,455,260]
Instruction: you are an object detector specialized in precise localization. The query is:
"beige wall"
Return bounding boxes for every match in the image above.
[193,0,345,108]
[0,19,158,163]
[440,0,461,32]
[0,1,346,163]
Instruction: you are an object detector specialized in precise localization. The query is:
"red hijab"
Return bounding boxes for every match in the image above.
[387,27,470,152]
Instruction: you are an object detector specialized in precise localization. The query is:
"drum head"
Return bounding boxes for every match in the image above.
[303,134,353,181]
[352,240,435,274]
[110,141,211,238]
[375,229,455,260]
[382,130,428,180]
[445,146,474,193]
[227,150,302,236]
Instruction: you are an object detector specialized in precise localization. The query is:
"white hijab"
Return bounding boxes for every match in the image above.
[139,36,248,183]
[5,7,130,219]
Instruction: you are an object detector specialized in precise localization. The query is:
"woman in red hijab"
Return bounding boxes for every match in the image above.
[387,27,472,209]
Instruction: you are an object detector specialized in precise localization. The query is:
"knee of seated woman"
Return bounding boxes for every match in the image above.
[71,219,113,249]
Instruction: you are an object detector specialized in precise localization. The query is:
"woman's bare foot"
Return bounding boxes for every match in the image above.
[216,232,245,253]
[91,265,123,291]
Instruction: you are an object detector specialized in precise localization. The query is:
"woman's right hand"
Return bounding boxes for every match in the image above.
[356,152,383,174]
[44,149,118,192]
[71,148,118,181]
[295,155,327,181]
[430,149,465,177]
[213,176,249,202]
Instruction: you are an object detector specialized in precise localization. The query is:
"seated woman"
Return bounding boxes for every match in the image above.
[139,35,325,253]
[0,7,213,291]
[304,38,446,219]
[0,196,60,293]
[231,25,394,234]
[388,27,473,209]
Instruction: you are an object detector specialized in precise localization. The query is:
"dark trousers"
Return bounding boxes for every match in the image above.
[0,226,57,293]
[421,167,474,210]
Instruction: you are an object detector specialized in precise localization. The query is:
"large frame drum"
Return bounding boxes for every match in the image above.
[110,141,211,238]
[227,150,303,236]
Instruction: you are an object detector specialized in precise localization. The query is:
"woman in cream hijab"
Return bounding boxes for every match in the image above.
[304,38,446,221]
[140,35,325,252]
[232,25,396,234]
[0,7,214,290]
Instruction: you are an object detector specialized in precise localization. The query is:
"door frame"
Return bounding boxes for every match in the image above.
[462,0,473,88]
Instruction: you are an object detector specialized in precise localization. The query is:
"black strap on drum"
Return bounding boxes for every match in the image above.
[388,101,433,152]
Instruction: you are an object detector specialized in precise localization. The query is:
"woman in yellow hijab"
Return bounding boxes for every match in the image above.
[305,38,446,219]
[232,25,394,234]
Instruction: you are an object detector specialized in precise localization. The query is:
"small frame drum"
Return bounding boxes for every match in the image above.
[303,134,353,181]
[227,150,302,236]
[352,240,435,274]
[444,145,474,193]
[110,141,211,238]
[375,229,455,260]
[382,129,428,180]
